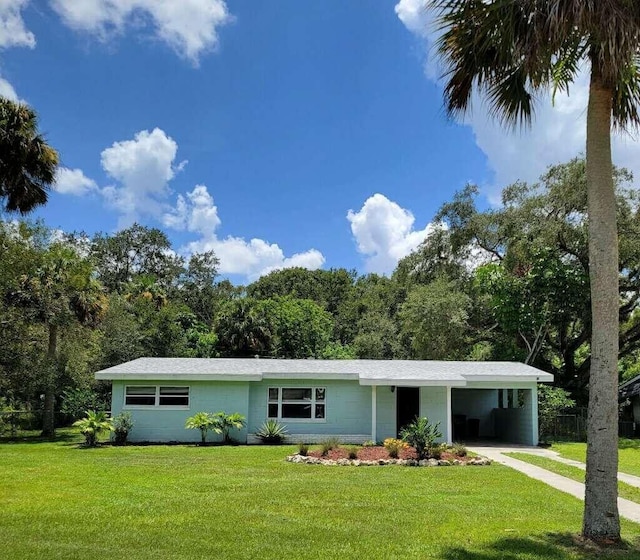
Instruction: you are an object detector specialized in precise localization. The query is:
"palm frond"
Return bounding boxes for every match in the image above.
[612,53,640,131]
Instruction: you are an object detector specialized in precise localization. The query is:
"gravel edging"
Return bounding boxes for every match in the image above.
[286,454,492,467]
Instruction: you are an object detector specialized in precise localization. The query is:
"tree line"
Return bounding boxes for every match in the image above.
[2,158,639,429]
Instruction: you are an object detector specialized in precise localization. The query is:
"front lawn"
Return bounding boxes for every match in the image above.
[552,439,640,477]
[2,433,640,559]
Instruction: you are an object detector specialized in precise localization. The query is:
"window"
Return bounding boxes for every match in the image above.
[267,387,325,421]
[125,386,156,406]
[125,386,190,408]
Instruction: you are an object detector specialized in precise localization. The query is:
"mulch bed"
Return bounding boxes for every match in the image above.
[307,446,471,463]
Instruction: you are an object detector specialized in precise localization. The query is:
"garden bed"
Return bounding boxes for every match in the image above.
[287,445,491,467]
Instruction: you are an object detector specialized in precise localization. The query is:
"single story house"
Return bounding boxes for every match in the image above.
[95,358,553,445]
[619,374,640,436]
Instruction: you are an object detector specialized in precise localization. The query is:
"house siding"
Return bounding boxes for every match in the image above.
[462,381,538,445]
[107,377,539,445]
[452,389,498,438]
[247,379,371,441]
[111,380,250,443]
[419,387,448,443]
[375,386,396,441]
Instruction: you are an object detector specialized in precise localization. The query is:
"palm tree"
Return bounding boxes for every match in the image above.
[430,0,640,541]
[9,243,108,436]
[0,98,59,213]
[216,299,272,357]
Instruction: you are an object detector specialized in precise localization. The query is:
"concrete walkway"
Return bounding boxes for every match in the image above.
[517,446,640,489]
[468,445,640,524]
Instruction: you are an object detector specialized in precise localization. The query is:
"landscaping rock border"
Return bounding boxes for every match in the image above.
[286,454,491,467]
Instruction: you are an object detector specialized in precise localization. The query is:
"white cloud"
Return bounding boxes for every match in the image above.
[50,0,231,63]
[0,75,17,100]
[100,127,182,223]
[347,193,436,274]
[163,184,326,280]
[394,1,640,203]
[54,167,98,195]
[0,0,35,49]
[52,128,324,281]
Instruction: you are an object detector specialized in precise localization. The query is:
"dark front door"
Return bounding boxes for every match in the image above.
[396,387,420,436]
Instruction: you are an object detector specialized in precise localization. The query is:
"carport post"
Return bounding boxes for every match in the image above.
[371,385,377,443]
[446,386,452,444]
[531,385,539,446]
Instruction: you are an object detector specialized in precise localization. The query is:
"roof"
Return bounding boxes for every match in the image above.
[95,358,554,386]
[620,374,640,401]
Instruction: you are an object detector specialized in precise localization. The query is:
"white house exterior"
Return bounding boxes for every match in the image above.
[96,358,553,445]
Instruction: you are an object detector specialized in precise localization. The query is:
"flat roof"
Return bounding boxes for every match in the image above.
[95,358,553,385]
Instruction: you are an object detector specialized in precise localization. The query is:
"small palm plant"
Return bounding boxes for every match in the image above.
[73,411,113,447]
[400,417,442,460]
[212,412,246,444]
[255,419,288,444]
[185,412,216,445]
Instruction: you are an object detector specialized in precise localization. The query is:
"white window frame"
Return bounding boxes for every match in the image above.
[267,387,326,423]
[123,385,190,410]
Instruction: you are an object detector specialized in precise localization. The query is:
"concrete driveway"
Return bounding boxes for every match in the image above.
[468,444,640,524]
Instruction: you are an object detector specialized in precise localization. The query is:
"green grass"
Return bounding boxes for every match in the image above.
[552,439,640,478]
[506,452,640,505]
[2,432,640,559]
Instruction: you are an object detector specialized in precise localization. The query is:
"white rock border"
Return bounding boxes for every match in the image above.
[286,454,492,467]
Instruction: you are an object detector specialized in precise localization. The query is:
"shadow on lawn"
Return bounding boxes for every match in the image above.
[438,533,640,560]
[0,431,79,445]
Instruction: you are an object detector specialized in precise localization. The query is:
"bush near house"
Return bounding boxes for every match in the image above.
[185,412,217,445]
[112,412,134,445]
[537,385,576,442]
[73,411,113,447]
[255,419,288,444]
[400,417,442,460]
[185,411,246,445]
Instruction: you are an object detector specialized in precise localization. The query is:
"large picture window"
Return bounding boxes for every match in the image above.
[125,386,190,408]
[267,387,325,421]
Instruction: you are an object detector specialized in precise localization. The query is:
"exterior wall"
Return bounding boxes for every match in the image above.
[375,386,396,441]
[111,380,250,443]
[420,386,448,443]
[374,386,448,443]
[452,382,539,445]
[452,389,498,438]
[109,377,540,445]
[248,379,372,442]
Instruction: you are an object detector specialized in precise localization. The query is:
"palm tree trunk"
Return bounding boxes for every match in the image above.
[582,63,620,542]
[41,324,57,438]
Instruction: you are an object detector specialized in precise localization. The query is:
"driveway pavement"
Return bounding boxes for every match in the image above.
[468,444,640,524]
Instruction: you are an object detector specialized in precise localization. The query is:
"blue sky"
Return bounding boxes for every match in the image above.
[3,1,639,282]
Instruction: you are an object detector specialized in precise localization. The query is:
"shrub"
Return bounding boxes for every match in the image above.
[185,412,216,445]
[451,442,467,457]
[297,442,309,456]
[255,419,288,444]
[0,398,21,437]
[383,438,408,459]
[73,411,113,447]
[400,417,442,460]
[212,412,246,444]
[112,411,134,445]
[537,384,576,441]
[361,440,376,448]
[430,444,444,460]
[345,446,359,460]
[61,388,109,420]
[319,437,340,456]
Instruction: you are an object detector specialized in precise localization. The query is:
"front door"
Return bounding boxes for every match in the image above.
[396,387,420,437]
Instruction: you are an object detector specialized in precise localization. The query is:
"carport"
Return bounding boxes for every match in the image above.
[451,386,539,445]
